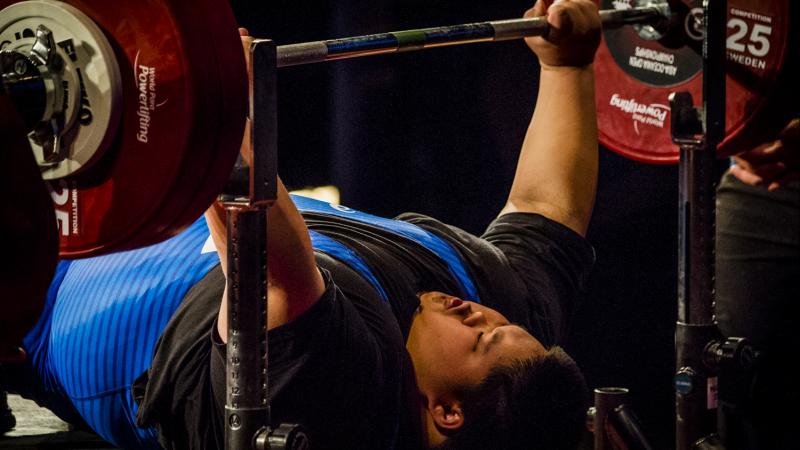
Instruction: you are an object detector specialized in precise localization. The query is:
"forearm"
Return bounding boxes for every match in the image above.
[208,178,324,337]
[501,64,598,236]
[265,178,325,321]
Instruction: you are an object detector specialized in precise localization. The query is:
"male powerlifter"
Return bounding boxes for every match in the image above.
[2,1,600,449]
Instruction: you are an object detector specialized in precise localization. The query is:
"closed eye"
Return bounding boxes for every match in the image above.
[473,332,484,351]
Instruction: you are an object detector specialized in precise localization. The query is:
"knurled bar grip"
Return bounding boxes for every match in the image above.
[271,4,670,67]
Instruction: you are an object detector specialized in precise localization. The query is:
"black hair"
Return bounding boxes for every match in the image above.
[432,346,589,450]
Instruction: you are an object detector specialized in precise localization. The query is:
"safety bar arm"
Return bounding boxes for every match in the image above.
[221,39,307,450]
[588,388,656,450]
[670,0,727,448]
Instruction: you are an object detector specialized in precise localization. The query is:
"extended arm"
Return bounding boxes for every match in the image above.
[500,0,601,237]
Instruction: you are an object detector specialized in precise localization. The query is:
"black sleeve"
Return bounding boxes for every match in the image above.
[211,266,406,450]
[481,213,595,345]
[397,212,594,346]
[133,265,227,450]
[136,265,406,450]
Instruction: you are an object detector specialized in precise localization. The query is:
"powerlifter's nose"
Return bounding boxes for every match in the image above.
[462,309,487,327]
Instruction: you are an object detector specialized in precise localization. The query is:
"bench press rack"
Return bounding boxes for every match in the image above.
[589,1,760,449]
[669,0,758,448]
[219,39,309,450]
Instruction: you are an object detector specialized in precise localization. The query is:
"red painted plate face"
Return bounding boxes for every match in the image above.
[0,0,246,257]
[594,0,790,164]
[149,0,248,246]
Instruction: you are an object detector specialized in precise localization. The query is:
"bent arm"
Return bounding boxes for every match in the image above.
[500,0,600,237]
[207,177,325,340]
[209,30,325,340]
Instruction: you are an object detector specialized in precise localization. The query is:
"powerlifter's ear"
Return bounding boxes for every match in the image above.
[430,400,465,431]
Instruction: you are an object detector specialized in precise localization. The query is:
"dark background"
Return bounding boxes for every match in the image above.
[231,0,681,447]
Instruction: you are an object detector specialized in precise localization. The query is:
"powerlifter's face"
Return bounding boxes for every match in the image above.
[406,292,545,399]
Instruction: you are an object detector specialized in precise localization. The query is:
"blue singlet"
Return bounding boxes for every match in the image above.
[23,196,478,449]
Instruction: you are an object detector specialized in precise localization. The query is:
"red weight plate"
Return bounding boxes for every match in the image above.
[83,0,220,253]
[595,0,790,164]
[117,0,246,250]
[0,96,57,357]
[149,0,247,244]
[0,0,246,257]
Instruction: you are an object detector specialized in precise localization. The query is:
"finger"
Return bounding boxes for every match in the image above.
[779,117,800,143]
[545,1,572,40]
[240,34,254,78]
[730,164,765,187]
[732,155,756,173]
[546,0,599,44]
[768,171,800,191]
[731,161,787,186]
[778,118,800,163]
[735,140,783,164]
[526,0,550,19]
[239,27,250,37]
[749,162,787,184]
[240,114,253,167]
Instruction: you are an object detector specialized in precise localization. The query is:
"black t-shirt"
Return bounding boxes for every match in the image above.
[308,211,595,346]
[134,264,409,450]
[134,211,594,449]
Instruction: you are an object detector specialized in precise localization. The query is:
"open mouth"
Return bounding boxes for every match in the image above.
[445,296,464,310]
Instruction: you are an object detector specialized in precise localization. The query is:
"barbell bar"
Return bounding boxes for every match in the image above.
[273,3,672,67]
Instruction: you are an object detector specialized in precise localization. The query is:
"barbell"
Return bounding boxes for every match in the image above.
[0,0,792,258]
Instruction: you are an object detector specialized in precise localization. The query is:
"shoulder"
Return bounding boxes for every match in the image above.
[487,212,596,345]
[265,266,408,449]
[485,212,595,264]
